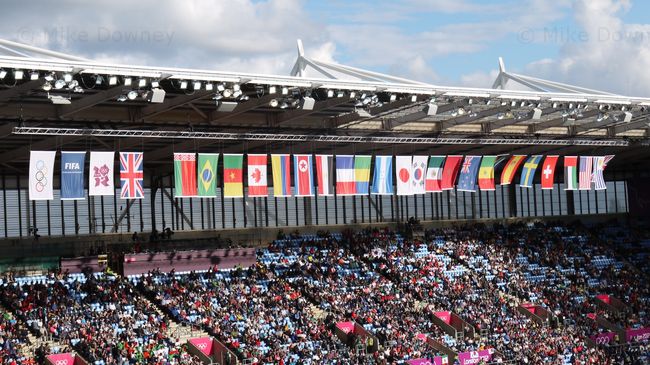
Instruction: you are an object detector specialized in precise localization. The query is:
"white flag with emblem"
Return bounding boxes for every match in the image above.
[89,152,115,196]
[29,151,56,200]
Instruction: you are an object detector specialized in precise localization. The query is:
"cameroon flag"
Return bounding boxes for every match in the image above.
[198,153,218,197]
[223,154,243,198]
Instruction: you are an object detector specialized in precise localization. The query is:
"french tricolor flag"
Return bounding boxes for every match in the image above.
[336,155,356,196]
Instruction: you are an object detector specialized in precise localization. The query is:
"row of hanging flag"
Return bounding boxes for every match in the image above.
[26,151,614,201]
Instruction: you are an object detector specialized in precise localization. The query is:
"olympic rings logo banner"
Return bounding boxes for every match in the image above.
[189,337,213,356]
[46,353,75,365]
[29,151,56,200]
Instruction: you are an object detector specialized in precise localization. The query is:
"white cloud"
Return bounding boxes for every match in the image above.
[516,0,650,96]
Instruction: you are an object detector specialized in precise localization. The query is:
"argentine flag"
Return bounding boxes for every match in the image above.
[371,155,394,195]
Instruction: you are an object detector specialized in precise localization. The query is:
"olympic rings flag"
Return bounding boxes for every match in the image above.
[29,150,56,200]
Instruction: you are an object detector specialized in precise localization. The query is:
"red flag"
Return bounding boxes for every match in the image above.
[247,154,268,197]
[440,155,462,190]
[540,155,559,190]
[294,154,314,196]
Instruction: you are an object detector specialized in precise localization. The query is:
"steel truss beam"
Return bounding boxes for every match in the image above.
[12,126,632,146]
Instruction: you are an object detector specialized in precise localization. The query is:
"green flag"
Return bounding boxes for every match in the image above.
[198,153,219,197]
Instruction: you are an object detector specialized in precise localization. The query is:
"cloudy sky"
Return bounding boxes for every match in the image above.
[1,0,649,96]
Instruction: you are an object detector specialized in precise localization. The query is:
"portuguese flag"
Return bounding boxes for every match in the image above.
[223,154,243,197]
[174,153,197,197]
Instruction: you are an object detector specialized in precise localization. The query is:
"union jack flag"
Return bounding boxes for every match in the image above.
[578,156,593,190]
[120,152,144,199]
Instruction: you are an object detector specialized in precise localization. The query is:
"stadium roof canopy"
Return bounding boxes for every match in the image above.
[0,38,649,172]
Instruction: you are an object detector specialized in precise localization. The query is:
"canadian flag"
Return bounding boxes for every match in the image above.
[247,154,268,197]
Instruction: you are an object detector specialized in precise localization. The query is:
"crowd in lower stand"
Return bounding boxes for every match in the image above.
[0,220,647,365]
[0,273,203,365]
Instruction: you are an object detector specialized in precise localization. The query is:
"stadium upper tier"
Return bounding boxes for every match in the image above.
[0,39,650,172]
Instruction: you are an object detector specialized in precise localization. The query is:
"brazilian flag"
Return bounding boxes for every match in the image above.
[198,153,219,197]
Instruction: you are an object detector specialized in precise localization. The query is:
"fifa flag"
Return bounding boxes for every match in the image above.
[519,155,542,188]
[198,153,218,197]
[425,156,445,193]
[411,156,427,194]
[61,151,86,200]
[371,156,393,195]
[315,155,334,196]
[271,154,291,197]
[174,153,197,197]
[579,156,593,190]
[120,152,144,199]
[354,155,372,195]
[396,156,413,195]
[336,155,356,196]
[592,155,614,190]
[89,152,115,196]
[294,154,314,197]
[564,156,578,190]
[478,156,497,191]
[540,155,559,190]
[441,155,463,190]
[247,154,268,197]
[500,155,526,185]
[223,154,244,198]
[29,151,56,200]
[457,156,481,192]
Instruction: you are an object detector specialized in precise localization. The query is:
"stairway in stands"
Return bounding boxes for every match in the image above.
[134,285,209,344]
[0,300,64,359]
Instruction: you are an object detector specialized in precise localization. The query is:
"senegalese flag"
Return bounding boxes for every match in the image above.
[271,154,292,197]
[500,155,527,185]
[564,156,578,190]
[478,156,498,191]
[223,154,243,198]
[354,155,372,194]
[519,155,543,188]
[198,153,218,197]
[174,153,197,197]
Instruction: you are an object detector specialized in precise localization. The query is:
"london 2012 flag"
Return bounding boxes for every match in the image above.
[89,151,115,196]
[174,153,197,197]
[294,154,314,197]
[29,150,56,200]
[61,151,86,200]
[396,156,413,196]
[198,153,218,197]
[411,156,427,194]
[120,152,144,199]
[248,154,268,197]
[371,155,393,195]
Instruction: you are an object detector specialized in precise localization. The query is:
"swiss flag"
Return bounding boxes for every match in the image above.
[540,155,559,190]
[294,154,314,196]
